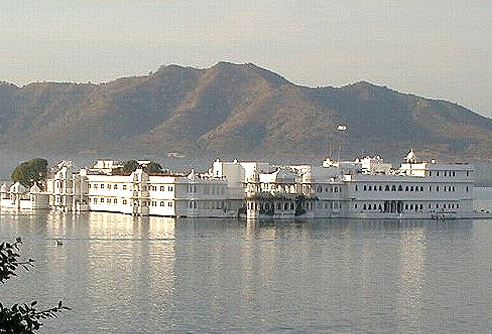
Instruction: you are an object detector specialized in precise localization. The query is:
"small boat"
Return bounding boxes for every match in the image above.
[55,239,63,246]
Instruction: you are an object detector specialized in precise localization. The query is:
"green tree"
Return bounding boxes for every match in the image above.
[143,161,163,174]
[120,160,164,174]
[0,238,69,333]
[122,160,141,173]
[11,158,48,190]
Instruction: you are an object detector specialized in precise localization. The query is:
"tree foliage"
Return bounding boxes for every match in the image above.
[122,160,140,173]
[120,160,164,174]
[0,238,69,334]
[143,161,163,174]
[11,158,48,190]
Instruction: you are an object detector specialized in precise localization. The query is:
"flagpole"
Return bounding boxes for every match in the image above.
[337,125,347,164]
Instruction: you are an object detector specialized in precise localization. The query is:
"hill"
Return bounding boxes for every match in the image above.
[0,62,491,162]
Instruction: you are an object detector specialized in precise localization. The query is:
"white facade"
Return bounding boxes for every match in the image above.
[1,182,49,211]
[1,152,485,220]
[84,169,236,218]
[47,164,89,212]
[240,151,477,220]
[46,163,238,218]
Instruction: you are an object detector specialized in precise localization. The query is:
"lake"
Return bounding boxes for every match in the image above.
[1,209,492,333]
[474,187,492,213]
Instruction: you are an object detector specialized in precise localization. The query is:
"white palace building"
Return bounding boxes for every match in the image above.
[0,150,484,220]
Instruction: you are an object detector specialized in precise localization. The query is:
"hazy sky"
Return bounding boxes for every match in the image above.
[1,1,491,117]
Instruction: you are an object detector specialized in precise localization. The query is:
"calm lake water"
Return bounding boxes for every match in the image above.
[1,208,492,333]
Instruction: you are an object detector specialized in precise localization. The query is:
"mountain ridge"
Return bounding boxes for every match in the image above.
[0,62,491,162]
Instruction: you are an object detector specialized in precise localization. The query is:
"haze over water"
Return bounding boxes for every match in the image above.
[1,206,492,333]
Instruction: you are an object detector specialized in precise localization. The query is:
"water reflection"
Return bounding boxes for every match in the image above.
[0,211,178,333]
[397,227,426,333]
[0,212,490,334]
[83,212,176,240]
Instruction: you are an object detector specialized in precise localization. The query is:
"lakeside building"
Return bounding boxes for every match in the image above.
[242,150,475,219]
[0,150,482,219]
[42,161,237,218]
[0,182,49,211]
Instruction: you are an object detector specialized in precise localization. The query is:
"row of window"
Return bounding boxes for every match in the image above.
[188,200,227,210]
[357,202,460,211]
[202,185,225,195]
[428,170,470,177]
[89,183,120,190]
[89,183,125,190]
[314,186,341,193]
[355,184,466,192]
[55,181,72,188]
[90,197,122,204]
[248,201,321,211]
[249,201,342,212]
[156,186,174,192]
[261,184,296,192]
[88,184,174,192]
[89,197,174,208]
[187,185,225,195]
